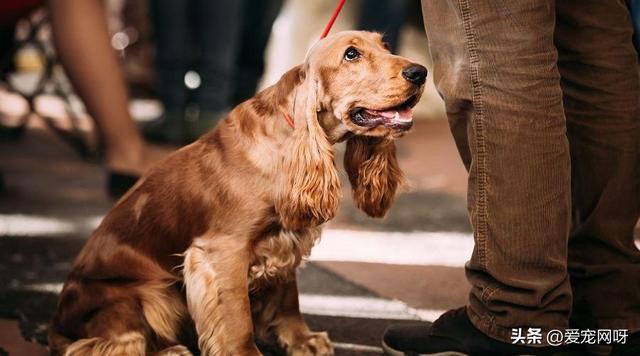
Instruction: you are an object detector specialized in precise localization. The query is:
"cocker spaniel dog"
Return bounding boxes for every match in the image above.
[48,31,427,356]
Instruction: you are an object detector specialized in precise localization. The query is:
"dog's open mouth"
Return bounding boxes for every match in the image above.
[349,94,419,130]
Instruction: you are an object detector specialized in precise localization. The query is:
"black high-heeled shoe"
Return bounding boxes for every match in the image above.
[107,171,139,199]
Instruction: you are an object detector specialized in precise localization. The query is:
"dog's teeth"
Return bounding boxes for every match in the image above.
[393,111,411,122]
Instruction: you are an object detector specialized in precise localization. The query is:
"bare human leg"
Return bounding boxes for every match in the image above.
[48,0,168,179]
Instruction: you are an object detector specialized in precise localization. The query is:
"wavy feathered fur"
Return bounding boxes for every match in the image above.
[276,68,342,230]
[49,31,423,356]
[344,136,404,217]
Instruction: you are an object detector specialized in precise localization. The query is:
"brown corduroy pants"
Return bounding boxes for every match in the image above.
[421,0,640,343]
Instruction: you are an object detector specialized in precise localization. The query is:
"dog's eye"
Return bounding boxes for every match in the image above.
[344,47,360,61]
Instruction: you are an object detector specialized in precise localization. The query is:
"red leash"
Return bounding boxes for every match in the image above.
[283,0,346,129]
[280,109,295,129]
[320,0,346,39]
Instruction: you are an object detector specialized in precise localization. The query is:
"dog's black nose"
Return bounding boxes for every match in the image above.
[402,64,428,85]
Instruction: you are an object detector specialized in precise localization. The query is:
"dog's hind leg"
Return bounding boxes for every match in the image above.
[54,298,151,356]
[53,288,190,356]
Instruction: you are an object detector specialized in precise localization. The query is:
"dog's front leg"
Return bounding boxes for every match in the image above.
[254,277,333,356]
[183,236,261,356]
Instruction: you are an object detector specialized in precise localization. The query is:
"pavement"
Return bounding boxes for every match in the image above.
[4,111,640,356]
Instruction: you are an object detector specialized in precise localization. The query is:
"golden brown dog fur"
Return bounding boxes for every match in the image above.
[48,31,424,356]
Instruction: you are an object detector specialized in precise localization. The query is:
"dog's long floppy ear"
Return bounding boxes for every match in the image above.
[344,136,404,218]
[275,65,341,230]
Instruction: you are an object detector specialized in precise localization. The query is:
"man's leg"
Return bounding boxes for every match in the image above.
[555,0,640,337]
[425,0,572,340]
[384,1,572,353]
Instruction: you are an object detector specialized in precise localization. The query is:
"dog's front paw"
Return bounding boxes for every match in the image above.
[287,331,334,356]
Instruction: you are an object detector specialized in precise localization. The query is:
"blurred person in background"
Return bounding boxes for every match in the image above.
[0,0,44,194]
[49,0,169,198]
[1,0,166,197]
[383,1,640,355]
[357,0,410,53]
[144,0,283,145]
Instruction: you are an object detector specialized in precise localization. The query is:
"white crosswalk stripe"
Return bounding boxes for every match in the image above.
[17,282,445,322]
[3,214,639,269]
[312,229,473,267]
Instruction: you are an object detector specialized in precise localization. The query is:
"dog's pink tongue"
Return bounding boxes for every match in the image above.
[396,107,413,121]
[366,107,413,121]
[369,109,396,119]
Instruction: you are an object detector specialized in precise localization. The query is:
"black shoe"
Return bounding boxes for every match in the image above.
[610,332,640,356]
[107,171,139,199]
[142,111,185,145]
[382,307,565,356]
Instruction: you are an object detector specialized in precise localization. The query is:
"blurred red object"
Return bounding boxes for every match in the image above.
[0,0,43,26]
